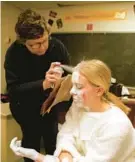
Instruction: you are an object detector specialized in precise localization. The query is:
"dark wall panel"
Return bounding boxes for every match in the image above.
[52,33,135,86]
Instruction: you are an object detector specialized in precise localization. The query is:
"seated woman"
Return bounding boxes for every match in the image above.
[10,59,135,162]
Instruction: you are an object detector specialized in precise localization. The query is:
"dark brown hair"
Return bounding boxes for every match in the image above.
[15,9,49,42]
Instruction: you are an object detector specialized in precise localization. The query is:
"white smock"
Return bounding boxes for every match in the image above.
[54,102,135,162]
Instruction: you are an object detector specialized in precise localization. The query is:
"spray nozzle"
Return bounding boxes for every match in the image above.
[60,65,74,73]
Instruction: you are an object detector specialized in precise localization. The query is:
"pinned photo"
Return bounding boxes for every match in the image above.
[48,19,54,26]
[86,23,93,31]
[49,11,57,18]
[56,19,63,29]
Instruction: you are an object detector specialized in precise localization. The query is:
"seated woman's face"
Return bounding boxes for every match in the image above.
[70,71,99,110]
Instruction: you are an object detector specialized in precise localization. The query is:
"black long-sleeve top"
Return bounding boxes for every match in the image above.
[4,37,70,122]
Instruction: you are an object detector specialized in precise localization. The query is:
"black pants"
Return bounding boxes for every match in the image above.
[20,112,58,162]
[12,100,72,162]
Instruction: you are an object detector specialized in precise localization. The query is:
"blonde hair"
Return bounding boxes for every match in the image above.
[75,59,130,115]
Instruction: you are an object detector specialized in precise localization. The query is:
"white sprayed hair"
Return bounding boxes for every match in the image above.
[75,59,111,93]
[74,59,130,115]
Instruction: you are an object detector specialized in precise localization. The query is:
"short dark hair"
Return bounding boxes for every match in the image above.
[15,9,49,41]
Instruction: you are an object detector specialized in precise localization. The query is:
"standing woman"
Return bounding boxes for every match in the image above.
[4,9,70,162]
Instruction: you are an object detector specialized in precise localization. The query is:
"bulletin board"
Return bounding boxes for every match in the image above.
[52,33,135,86]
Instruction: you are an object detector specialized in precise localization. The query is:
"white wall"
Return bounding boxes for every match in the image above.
[37,2,135,33]
[1,2,21,93]
[1,103,22,162]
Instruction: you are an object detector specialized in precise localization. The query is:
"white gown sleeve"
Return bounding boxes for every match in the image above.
[42,155,59,162]
[73,121,133,162]
[54,103,82,158]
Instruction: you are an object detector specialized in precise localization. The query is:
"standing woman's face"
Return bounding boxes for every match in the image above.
[25,32,49,56]
[70,71,100,110]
